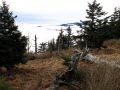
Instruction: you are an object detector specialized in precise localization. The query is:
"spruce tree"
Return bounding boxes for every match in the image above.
[66,26,72,48]
[38,42,47,53]
[81,0,107,48]
[47,39,56,51]
[110,8,120,39]
[0,1,27,70]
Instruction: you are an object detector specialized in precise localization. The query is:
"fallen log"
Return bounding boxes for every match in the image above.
[47,46,120,90]
[47,47,89,90]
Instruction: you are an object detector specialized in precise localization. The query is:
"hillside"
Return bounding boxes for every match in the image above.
[0,58,68,90]
[0,39,120,90]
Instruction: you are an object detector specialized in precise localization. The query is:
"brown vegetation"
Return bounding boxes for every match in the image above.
[0,39,120,90]
[91,39,120,61]
[79,62,120,90]
[0,58,67,90]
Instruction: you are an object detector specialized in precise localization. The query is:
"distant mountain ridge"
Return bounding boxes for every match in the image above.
[59,22,82,27]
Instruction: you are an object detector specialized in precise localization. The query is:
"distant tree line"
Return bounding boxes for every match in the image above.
[36,0,120,54]
[40,0,120,52]
[38,26,73,53]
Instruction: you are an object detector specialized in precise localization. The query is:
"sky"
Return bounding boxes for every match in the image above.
[0,0,120,51]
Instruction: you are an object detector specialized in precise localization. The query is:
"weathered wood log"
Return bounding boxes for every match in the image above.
[47,45,120,90]
[69,48,89,71]
[47,48,89,90]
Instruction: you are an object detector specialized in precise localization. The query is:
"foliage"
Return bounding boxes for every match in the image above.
[0,76,13,90]
[80,0,107,49]
[55,29,64,50]
[47,38,56,51]
[0,1,27,70]
[60,55,71,66]
[108,7,120,39]
[77,1,120,49]
[38,42,47,53]
[66,26,72,48]
[56,27,73,50]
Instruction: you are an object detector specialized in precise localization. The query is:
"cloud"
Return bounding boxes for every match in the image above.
[1,0,119,24]
[14,11,83,25]
[0,0,120,51]
[6,0,85,14]
[18,23,60,51]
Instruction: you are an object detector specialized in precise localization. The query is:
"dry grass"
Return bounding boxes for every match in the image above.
[1,53,120,90]
[36,48,75,59]
[78,39,120,90]
[79,62,120,90]
[103,39,120,47]
[91,39,120,61]
[1,39,120,90]
[0,58,68,90]
[37,52,53,59]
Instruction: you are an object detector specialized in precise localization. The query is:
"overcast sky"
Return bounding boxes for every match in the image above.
[1,0,119,24]
[0,0,120,51]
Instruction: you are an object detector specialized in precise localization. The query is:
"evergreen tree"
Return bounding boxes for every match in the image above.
[62,35,68,49]
[109,8,120,39]
[66,26,72,48]
[47,38,56,51]
[56,32,68,50]
[0,1,27,70]
[81,0,107,48]
[38,42,47,53]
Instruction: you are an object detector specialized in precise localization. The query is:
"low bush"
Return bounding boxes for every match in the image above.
[0,76,13,90]
[60,56,71,66]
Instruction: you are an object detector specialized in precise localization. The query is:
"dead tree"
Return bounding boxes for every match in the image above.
[47,47,89,90]
[58,28,63,56]
[27,32,30,54]
[35,35,37,58]
[69,48,88,71]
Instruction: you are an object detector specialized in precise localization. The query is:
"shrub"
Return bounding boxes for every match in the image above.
[0,76,13,90]
[60,56,71,66]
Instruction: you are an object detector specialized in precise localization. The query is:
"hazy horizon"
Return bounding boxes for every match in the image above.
[0,0,120,51]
